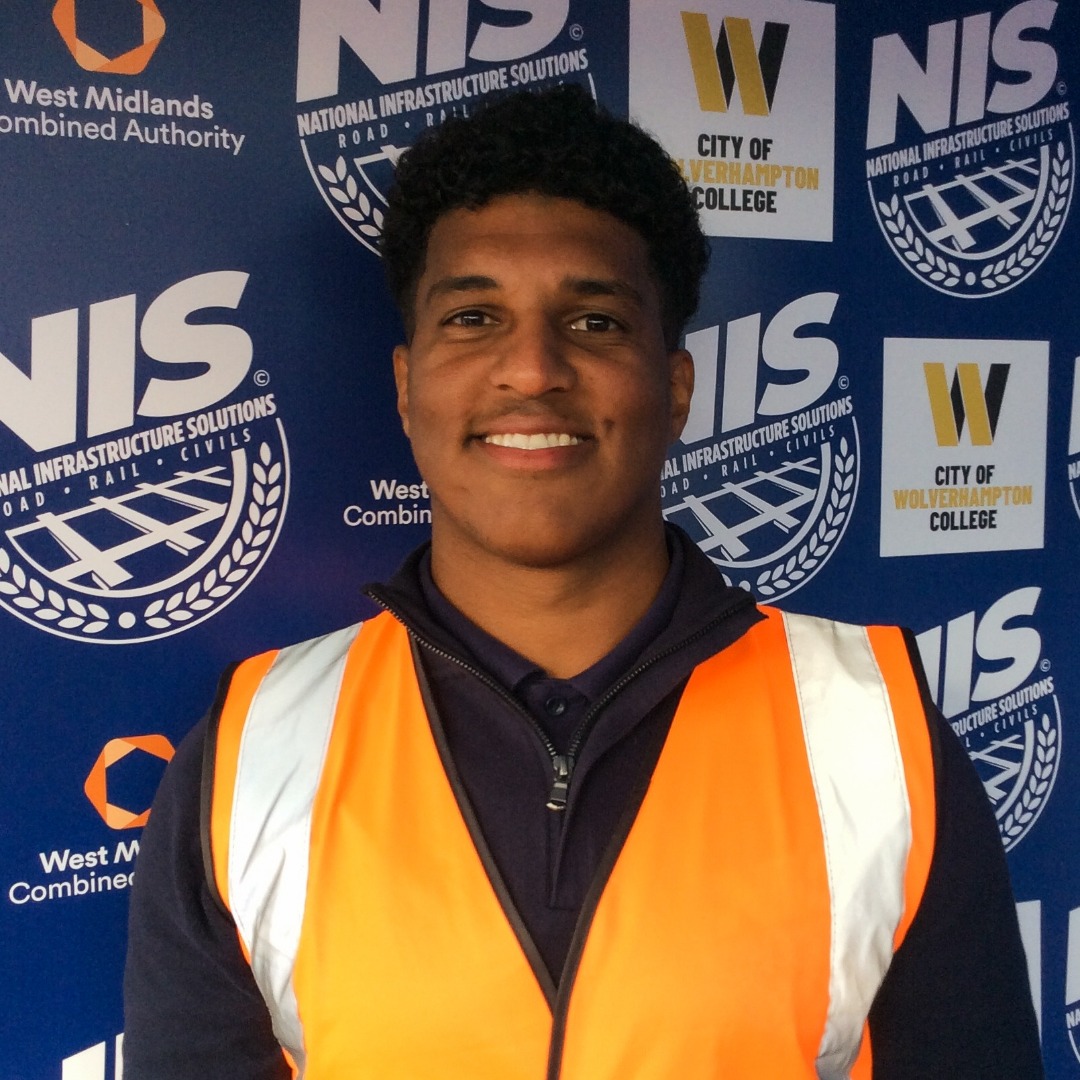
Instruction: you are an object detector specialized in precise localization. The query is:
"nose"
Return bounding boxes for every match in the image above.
[490,316,575,398]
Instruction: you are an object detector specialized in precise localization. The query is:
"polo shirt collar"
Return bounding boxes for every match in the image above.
[415,533,685,702]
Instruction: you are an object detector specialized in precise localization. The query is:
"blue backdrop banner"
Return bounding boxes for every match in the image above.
[1,1,1077,1076]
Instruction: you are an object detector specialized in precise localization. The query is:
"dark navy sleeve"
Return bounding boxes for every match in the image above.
[867,706,1045,1078]
[122,715,290,1080]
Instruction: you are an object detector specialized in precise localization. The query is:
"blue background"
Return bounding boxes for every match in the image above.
[0,1,1077,1076]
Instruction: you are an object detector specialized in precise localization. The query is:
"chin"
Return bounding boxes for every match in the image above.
[484,538,592,570]
[431,488,664,570]
[464,512,644,571]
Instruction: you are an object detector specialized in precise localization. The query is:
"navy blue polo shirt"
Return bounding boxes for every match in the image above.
[368,529,760,989]
[417,535,684,754]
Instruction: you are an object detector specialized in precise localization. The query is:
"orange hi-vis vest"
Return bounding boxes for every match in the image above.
[209,606,935,1080]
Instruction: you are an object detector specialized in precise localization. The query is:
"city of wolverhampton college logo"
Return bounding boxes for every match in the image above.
[0,271,290,645]
[879,337,1047,557]
[52,0,165,76]
[865,1,1074,298]
[628,0,835,242]
[916,586,1062,851]
[294,0,595,255]
[661,292,858,600]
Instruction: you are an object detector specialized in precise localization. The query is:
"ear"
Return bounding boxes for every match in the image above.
[668,347,694,442]
[392,344,411,437]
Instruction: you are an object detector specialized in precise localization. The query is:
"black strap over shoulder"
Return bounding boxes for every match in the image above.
[200,662,241,917]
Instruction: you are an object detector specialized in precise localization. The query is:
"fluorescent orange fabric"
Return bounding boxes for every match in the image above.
[295,615,552,1077]
[560,608,834,1077]
[210,608,935,1079]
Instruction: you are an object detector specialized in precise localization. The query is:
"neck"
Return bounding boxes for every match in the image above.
[429,525,670,679]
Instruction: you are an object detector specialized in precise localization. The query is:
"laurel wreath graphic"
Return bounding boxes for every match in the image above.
[143,443,283,630]
[980,142,1070,289]
[0,443,283,639]
[1000,712,1058,849]
[0,548,111,634]
[877,140,1071,292]
[729,437,856,599]
[318,156,385,240]
[878,195,962,287]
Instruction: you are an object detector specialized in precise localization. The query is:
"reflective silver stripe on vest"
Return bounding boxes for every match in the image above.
[227,622,363,1078]
[781,611,912,1080]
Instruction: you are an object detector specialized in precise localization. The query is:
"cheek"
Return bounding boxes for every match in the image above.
[407,361,476,423]
[404,376,453,437]
[619,378,675,442]
[403,390,467,488]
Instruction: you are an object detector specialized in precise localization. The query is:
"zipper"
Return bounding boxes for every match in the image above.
[367,590,565,790]
[368,587,755,812]
[546,755,571,810]
[545,597,754,808]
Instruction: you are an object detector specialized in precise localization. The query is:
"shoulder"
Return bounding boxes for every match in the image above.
[753,607,926,694]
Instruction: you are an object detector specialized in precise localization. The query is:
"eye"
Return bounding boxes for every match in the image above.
[444,309,492,328]
[569,313,623,333]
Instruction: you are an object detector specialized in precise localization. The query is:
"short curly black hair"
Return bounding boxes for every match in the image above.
[381,84,709,347]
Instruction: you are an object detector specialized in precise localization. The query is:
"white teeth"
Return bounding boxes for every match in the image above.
[483,433,582,449]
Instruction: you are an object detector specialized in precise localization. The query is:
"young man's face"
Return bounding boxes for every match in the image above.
[393,193,693,573]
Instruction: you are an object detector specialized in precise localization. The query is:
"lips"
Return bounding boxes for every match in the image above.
[482,433,583,449]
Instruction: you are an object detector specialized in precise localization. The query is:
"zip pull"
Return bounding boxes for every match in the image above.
[546,754,572,811]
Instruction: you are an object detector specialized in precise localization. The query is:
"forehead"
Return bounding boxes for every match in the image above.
[417,194,658,302]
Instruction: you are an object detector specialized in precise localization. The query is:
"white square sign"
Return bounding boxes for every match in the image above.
[880,338,1048,556]
[629,0,835,240]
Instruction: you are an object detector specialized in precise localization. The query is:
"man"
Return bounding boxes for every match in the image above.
[124,86,1043,1078]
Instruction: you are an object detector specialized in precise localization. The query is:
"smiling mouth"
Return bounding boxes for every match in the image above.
[482,433,584,449]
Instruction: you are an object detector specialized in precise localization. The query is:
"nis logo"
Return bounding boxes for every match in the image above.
[294,0,587,255]
[297,0,570,99]
[2,272,250,455]
[916,586,1061,849]
[663,292,858,600]
[1068,905,1080,1065]
[0,272,290,645]
[865,0,1074,297]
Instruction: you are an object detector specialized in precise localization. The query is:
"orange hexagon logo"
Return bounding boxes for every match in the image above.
[52,0,166,76]
[84,734,174,829]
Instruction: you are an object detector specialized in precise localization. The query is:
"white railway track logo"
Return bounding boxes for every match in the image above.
[0,435,288,644]
[664,441,855,599]
[865,2,1073,297]
[294,0,594,255]
[872,138,1073,297]
[663,292,857,600]
[0,271,290,644]
[917,586,1061,851]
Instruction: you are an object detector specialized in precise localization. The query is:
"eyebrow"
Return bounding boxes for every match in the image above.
[423,275,499,306]
[423,274,645,308]
[564,277,645,307]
